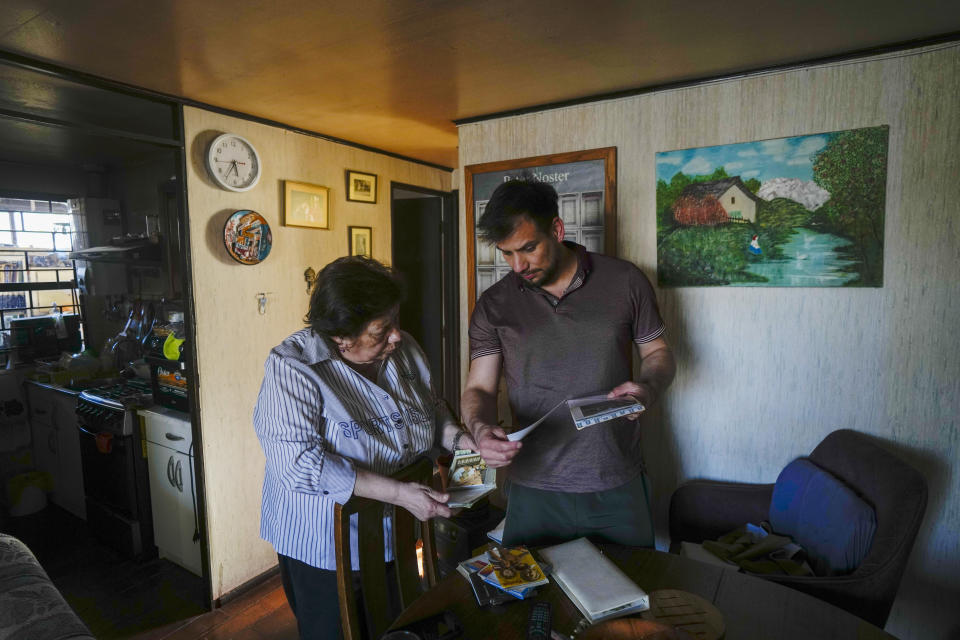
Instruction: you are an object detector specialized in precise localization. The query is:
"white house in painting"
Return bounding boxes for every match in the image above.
[674,177,762,225]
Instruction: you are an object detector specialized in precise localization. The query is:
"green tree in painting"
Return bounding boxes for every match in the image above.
[656,173,690,235]
[812,126,888,285]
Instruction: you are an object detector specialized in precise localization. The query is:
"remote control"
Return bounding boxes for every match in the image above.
[527,601,552,640]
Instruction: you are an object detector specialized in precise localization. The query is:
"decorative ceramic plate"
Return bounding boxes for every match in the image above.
[223,210,272,264]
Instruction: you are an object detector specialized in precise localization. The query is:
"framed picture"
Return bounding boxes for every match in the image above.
[284,180,329,229]
[348,225,373,258]
[464,147,617,309]
[655,125,887,287]
[345,170,378,203]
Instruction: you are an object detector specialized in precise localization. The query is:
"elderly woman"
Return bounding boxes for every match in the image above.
[254,256,475,639]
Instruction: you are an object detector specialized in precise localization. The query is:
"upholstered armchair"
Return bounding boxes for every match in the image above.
[668,429,927,628]
[0,533,94,639]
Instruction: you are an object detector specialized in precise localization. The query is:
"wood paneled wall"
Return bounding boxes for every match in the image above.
[182,106,450,599]
[457,44,960,638]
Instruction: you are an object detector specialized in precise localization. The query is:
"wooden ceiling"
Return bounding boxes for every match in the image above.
[1,0,959,168]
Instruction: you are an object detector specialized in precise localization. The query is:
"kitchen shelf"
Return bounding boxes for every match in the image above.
[69,238,163,264]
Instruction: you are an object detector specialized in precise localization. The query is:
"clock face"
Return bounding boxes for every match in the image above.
[207,134,261,192]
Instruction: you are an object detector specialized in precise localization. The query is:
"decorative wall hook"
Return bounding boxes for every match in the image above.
[304,267,317,293]
[255,292,274,315]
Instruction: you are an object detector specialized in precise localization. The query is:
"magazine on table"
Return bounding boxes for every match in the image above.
[456,551,515,606]
[456,546,549,601]
[456,551,492,580]
[478,546,550,595]
[507,394,645,441]
[467,571,516,606]
[446,449,497,508]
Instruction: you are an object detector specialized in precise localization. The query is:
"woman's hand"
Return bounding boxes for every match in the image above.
[395,482,452,521]
[353,469,452,520]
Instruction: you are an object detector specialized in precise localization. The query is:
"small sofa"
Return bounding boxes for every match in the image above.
[0,533,94,640]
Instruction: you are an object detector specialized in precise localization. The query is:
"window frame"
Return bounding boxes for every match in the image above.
[0,194,83,343]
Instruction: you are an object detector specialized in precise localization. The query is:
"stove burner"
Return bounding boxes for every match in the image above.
[80,377,154,411]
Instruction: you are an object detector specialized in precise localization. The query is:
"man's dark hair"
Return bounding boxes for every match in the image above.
[306,256,404,339]
[477,177,559,243]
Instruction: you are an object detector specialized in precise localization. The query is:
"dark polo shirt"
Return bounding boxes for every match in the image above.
[469,242,665,492]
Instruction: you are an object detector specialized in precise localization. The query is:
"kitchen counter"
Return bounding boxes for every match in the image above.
[23,379,87,520]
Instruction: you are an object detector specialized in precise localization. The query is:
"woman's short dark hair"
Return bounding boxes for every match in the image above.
[306,256,404,339]
[477,178,559,243]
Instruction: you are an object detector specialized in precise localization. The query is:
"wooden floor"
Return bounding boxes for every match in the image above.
[134,572,299,640]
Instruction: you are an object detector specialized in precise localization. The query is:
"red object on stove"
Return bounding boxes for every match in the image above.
[95,432,113,454]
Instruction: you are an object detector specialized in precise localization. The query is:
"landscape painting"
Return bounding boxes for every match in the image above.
[656,126,888,287]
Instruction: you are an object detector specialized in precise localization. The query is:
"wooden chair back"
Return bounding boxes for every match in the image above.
[334,457,439,640]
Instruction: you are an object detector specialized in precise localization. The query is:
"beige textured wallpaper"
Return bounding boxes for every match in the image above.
[457,44,960,638]
[182,106,450,598]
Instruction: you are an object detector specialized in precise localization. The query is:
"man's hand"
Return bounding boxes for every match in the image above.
[606,337,676,421]
[395,482,452,520]
[460,354,521,468]
[471,423,522,468]
[607,381,652,421]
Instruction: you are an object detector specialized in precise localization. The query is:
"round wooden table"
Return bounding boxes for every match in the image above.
[390,546,897,640]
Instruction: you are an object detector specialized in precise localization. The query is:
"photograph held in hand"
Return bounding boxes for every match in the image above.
[507,394,646,441]
[446,449,497,508]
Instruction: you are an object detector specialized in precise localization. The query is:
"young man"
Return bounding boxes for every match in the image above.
[461,179,675,547]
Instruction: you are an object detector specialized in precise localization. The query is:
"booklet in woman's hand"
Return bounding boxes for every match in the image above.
[446,449,497,508]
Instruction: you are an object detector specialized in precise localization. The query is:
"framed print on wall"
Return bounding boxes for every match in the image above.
[348,225,372,258]
[464,147,617,309]
[346,170,378,203]
[655,125,888,287]
[284,180,329,229]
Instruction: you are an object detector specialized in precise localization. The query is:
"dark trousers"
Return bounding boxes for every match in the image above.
[502,473,655,548]
[278,554,343,640]
[278,553,401,640]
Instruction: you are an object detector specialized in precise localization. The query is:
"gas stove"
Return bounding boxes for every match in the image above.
[80,377,153,409]
[76,376,156,558]
[78,377,154,435]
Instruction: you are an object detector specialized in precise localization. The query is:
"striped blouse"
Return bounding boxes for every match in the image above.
[253,327,452,570]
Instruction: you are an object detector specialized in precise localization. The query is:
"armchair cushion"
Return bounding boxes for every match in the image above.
[769,458,876,577]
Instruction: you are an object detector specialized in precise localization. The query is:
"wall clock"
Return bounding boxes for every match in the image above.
[206,133,262,192]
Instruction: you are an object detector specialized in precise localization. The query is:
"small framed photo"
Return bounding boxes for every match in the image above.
[345,170,378,204]
[348,226,372,258]
[284,180,329,229]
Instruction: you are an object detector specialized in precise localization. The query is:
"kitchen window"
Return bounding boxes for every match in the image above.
[0,195,82,349]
